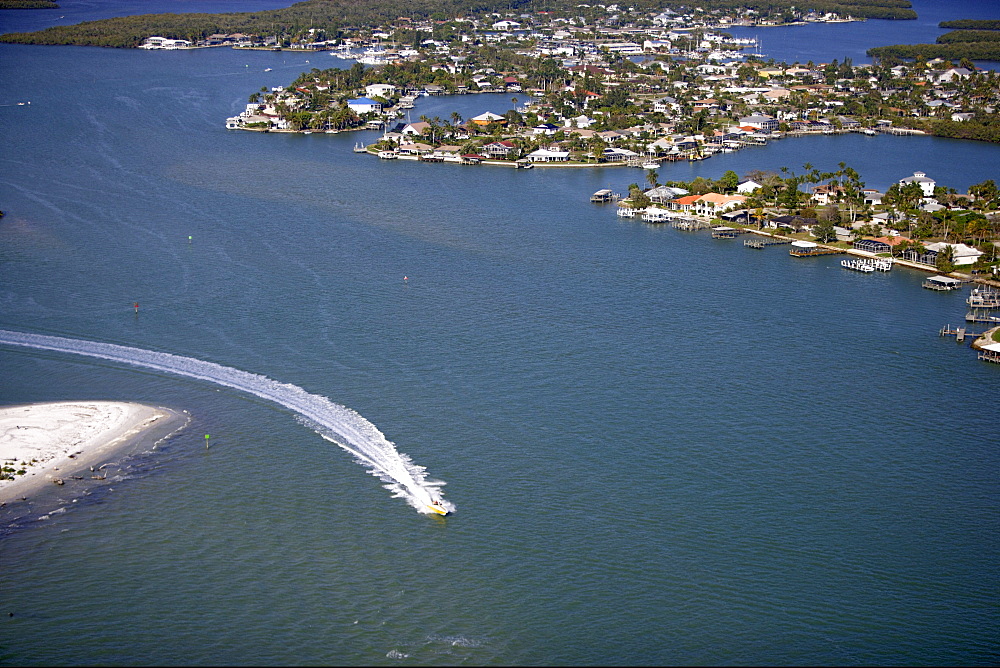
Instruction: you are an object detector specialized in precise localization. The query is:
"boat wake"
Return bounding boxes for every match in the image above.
[0,329,453,516]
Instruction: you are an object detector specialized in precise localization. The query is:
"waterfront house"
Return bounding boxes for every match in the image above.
[483,140,516,158]
[602,147,639,162]
[347,97,382,114]
[140,36,192,49]
[853,238,894,254]
[645,186,689,203]
[924,242,983,266]
[526,148,570,162]
[738,114,778,132]
[898,171,936,196]
[433,145,463,161]
[695,193,747,218]
[670,195,702,213]
[397,142,434,156]
[737,179,762,194]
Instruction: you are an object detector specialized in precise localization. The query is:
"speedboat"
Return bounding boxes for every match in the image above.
[427,501,450,516]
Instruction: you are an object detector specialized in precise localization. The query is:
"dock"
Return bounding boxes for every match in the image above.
[671,218,712,231]
[965,312,1000,324]
[744,238,789,249]
[789,247,845,256]
[711,226,742,238]
[940,325,970,342]
[590,189,621,203]
[978,347,1000,364]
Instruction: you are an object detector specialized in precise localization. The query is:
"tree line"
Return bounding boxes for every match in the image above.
[1,0,919,48]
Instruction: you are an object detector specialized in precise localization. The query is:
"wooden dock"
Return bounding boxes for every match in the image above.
[744,238,790,249]
[940,325,987,342]
[712,228,740,238]
[789,247,845,257]
[978,349,1000,364]
[940,325,968,342]
[966,312,1000,324]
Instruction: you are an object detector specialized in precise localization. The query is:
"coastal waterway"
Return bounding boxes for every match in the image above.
[726,0,1000,70]
[1,3,998,665]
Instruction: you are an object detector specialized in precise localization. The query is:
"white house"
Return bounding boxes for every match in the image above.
[365,84,396,99]
[526,148,570,162]
[737,179,762,194]
[347,97,382,114]
[400,121,430,136]
[898,171,936,196]
[140,36,192,49]
[924,242,983,266]
[738,114,779,132]
[695,193,747,217]
[491,20,521,31]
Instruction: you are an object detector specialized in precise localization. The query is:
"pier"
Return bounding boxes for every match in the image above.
[590,189,621,203]
[789,246,845,257]
[744,238,789,249]
[965,312,1000,324]
[978,347,1000,364]
[671,218,712,231]
[711,226,742,238]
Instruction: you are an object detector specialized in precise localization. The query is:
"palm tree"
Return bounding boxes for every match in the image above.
[645,169,659,189]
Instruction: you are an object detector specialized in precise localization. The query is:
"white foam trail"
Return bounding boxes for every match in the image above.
[0,329,453,515]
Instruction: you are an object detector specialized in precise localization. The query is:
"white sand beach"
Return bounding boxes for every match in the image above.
[0,401,186,505]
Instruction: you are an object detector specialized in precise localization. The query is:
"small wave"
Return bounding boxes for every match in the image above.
[385,649,409,659]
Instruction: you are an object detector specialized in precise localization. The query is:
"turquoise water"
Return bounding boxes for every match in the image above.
[1,3,999,665]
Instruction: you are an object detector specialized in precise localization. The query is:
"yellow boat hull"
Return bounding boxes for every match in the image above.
[427,503,449,516]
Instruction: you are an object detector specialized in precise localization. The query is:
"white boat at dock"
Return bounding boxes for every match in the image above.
[378,150,398,160]
[968,287,1000,308]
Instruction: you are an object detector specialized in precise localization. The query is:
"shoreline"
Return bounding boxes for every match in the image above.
[0,401,189,507]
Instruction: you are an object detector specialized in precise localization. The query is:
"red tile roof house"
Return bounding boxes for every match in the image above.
[695,193,747,218]
[670,194,702,212]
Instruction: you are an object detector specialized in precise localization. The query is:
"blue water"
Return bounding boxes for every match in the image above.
[1,2,999,666]
[727,0,1000,69]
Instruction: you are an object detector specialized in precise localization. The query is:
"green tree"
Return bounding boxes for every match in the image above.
[935,244,956,273]
[812,218,837,242]
[719,170,739,193]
